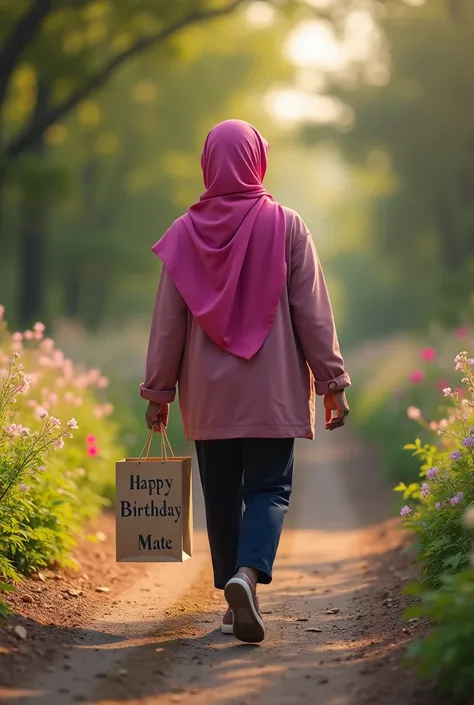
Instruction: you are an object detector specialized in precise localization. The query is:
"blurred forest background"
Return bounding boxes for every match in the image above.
[1,0,473,449]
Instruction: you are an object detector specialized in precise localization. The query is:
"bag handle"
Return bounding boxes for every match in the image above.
[137,425,175,464]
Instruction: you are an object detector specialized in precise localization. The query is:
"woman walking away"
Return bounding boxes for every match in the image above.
[140,119,350,644]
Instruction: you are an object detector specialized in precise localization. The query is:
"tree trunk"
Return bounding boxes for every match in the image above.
[64,268,81,319]
[17,80,50,328]
[18,193,47,327]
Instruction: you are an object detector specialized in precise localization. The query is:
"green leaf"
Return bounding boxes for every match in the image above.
[0,583,17,593]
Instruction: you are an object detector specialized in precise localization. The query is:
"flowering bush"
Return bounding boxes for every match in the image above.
[404,508,474,698]
[396,352,474,586]
[0,305,123,588]
[350,326,474,482]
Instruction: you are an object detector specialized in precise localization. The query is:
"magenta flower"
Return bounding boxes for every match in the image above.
[86,434,96,444]
[426,466,439,480]
[450,450,462,461]
[400,505,411,517]
[410,370,424,384]
[421,347,436,362]
[436,379,451,391]
[87,446,98,457]
[456,326,469,338]
[462,436,474,448]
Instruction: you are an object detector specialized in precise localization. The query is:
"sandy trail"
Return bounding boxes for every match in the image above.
[3,412,409,705]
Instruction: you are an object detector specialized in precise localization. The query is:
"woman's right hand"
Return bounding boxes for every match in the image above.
[324,391,350,431]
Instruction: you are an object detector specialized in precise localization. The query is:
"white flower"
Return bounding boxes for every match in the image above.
[67,418,78,429]
[54,439,64,450]
[442,387,452,397]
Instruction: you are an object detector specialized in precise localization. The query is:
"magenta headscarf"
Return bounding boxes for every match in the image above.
[152,119,286,360]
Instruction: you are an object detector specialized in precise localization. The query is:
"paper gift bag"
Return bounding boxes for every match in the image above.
[115,431,192,562]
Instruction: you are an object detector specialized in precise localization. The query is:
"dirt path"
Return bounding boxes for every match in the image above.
[1,413,441,705]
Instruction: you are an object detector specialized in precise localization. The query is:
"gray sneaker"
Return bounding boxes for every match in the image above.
[224,572,265,643]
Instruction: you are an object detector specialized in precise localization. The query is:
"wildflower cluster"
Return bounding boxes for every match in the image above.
[396,350,474,585]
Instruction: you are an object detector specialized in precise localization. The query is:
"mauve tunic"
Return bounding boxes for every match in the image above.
[140,208,351,441]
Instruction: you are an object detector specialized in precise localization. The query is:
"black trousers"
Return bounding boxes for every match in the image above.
[195,438,294,589]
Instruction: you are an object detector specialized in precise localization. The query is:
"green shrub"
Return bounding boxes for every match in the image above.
[0,307,123,593]
[405,508,474,700]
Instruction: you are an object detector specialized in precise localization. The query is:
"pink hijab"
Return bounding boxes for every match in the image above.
[152,120,286,360]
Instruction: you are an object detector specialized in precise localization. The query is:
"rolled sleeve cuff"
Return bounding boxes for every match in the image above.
[315,372,351,396]
[140,384,176,404]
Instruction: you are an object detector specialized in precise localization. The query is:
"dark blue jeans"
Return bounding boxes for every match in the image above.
[195,438,294,589]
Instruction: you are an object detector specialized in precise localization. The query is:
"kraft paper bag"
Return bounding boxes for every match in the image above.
[115,431,192,563]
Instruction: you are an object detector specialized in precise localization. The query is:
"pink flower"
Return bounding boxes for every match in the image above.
[52,350,64,367]
[62,360,74,380]
[410,370,424,384]
[421,347,436,362]
[33,322,45,333]
[49,417,61,428]
[87,446,98,457]
[407,406,421,420]
[54,438,65,450]
[37,465,47,472]
[86,434,96,444]
[16,375,30,394]
[88,368,101,384]
[0,304,4,321]
[456,326,469,338]
[20,483,28,492]
[436,379,451,392]
[11,332,23,342]
[49,393,58,405]
[36,407,48,419]
[26,399,37,408]
[67,418,78,429]
[421,482,430,498]
[40,338,54,353]
[426,466,439,480]
[98,376,109,389]
[429,421,438,431]
[400,505,411,517]
[442,387,452,397]
[435,502,442,510]
[24,330,34,341]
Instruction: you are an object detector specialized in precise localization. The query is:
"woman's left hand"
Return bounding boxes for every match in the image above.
[145,402,170,431]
